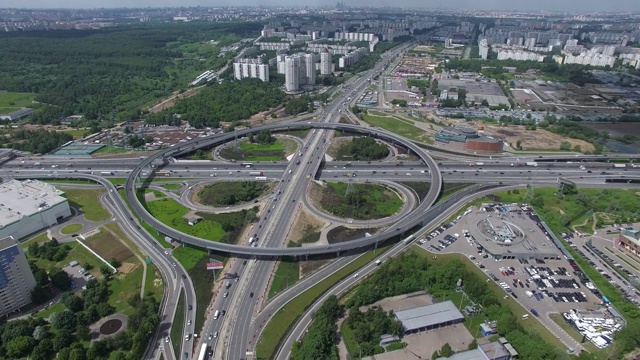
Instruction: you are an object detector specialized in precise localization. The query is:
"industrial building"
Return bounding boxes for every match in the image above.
[616,228,640,257]
[0,108,33,122]
[394,300,464,334]
[435,127,504,153]
[0,236,37,316]
[0,180,71,241]
[437,340,516,360]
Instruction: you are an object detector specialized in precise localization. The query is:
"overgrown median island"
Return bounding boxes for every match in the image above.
[219,129,298,161]
[196,181,273,207]
[311,182,404,220]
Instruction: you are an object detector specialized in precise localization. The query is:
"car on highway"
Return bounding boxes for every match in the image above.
[184,334,191,341]
[223,292,229,298]
[249,292,254,298]
[213,332,218,338]
[188,305,192,310]
[208,333,212,340]
[353,273,359,278]
[187,320,191,326]
[221,310,226,316]
[165,336,170,343]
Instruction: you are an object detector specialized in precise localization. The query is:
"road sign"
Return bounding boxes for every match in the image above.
[206,261,223,270]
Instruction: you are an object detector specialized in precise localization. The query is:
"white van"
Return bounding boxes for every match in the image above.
[375,260,382,266]
[213,310,220,320]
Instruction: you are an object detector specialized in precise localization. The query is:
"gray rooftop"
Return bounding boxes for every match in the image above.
[436,349,485,360]
[480,341,510,359]
[394,300,464,332]
[0,180,67,228]
[48,143,105,156]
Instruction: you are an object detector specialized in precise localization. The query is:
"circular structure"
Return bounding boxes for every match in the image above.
[99,318,123,335]
[90,314,128,341]
[125,122,443,256]
[61,223,83,235]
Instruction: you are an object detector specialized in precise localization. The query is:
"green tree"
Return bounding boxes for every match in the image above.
[440,343,453,357]
[51,310,78,331]
[5,336,36,358]
[49,268,71,290]
[53,329,75,351]
[100,264,113,278]
[33,325,48,340]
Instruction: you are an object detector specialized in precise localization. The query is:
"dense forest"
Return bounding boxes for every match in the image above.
[291,295,341,360]
[0,22,260,123]
[346,137,389,160]
[1,129,72,154]
[145,79,286,128]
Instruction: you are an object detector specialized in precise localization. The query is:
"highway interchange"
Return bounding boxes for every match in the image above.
[2,45,640,360]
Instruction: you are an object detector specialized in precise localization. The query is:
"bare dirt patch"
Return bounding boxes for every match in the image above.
[300,259,330,278]
[149,86,205,113]
[83,229,134,263]
[483,124,594,152]
[118,262,137,274]
[286,208,328,245]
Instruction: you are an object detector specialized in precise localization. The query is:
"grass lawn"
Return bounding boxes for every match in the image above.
[145,197,220,238]
[0,91,35,111]
[146,189,166,198]
[60,223,83,235]
[117,190,172,248]
[320,182,403,220]
[440,183,474,202]
[171,289,186,356]
[92,146,129,155]
[188,256,218,332]
[27,242,105,279]
[109,262,144,312]
[44,178,98,185]
[62,129,88,138]
[63,188,111,221]
[256,243,393,359]
[173,245,208,270]
[219,138,296,162]
[411,247,568,351]
[197,181,272,206]
[163,184,182,190]
[399,181,431,199]
[362,112,432,144]
[340,321,360,359]
[268,259,300,299]
[36,302,66,319]
[21,232,51,248]
[145,264,165,303]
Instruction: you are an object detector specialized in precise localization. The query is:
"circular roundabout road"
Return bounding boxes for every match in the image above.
[125,122,443,256]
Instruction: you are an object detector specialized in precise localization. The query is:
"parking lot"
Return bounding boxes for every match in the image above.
[415,203,622,351]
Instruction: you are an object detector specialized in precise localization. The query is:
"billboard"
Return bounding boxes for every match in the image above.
[206,261,223,270]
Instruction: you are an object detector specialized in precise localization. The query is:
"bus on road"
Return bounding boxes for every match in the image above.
[154,171,171,177]
[241,162,253,168]
[197,344,209,360]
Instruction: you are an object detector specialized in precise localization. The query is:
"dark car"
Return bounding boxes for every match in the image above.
[188,305,192,311]
[182,274,187,279]
[249,292,254,298]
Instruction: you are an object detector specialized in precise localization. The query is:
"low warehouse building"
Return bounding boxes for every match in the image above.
[394,300,464,334]
[0,180,71,240]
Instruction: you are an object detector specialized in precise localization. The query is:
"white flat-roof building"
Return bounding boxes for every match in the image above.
[394,300,464,334]
[0,180,71,240]
[0,236,37,316]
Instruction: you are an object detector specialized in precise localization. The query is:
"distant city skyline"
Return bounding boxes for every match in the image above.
[5,0,640,12]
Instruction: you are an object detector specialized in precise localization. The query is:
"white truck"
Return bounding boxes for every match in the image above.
[526,291,534,298]
[526,162,539,167]
[612,163,627,168]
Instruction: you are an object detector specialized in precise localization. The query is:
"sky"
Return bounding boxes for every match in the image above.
[8,0,640,12]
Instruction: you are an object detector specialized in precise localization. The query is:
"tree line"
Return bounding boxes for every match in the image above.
[145,78,286,129]
[1,128,72,154]
[346,137,389,160]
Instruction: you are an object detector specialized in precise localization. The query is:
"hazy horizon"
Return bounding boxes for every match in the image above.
[4,0,640,12]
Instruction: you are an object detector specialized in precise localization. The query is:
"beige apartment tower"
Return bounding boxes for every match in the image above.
[0,236,37,316]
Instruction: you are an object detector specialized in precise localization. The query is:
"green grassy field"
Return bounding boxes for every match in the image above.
[268,259,300,299]
[163,184,182,190]
[117,189,172,248]
[278,129,310,139]
[63,188,111,221]
[146,189,166,198]
[256,243,393,359]
[172,245,208,270]
[0,91,35,112]
[320,182,403,220]
[60,223,83,235]
[144,264,165,303]
[188,256,218,332]
[109,262,144,313]
[27,242,105,279]
[62,129,88,138]
[221,138,297,162]
[197,181,272,206]
[171,289,186,356]
[145,198,226,241]
[92,146,130,155]
[21,232,52,248]
[362,112,432,144]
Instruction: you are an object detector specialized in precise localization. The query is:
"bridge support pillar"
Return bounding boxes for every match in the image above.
[374,240,379,251]
[337,250,340,257]
[305,254,309,261]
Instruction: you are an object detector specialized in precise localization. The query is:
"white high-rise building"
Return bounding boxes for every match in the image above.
[303,53,316,86]
[320,48,332,75]
[285,55,301,92]
[479,39,489,60]
[233,58,269,82]
[0,236,37,316]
